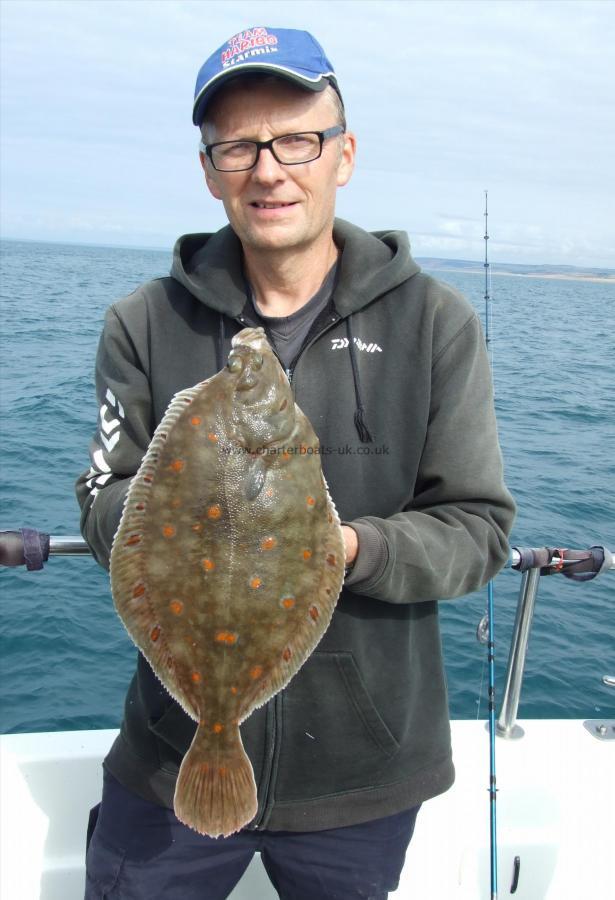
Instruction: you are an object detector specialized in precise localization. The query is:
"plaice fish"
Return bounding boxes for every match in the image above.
[109,326,345,838]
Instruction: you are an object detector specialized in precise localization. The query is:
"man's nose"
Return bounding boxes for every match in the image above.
[251,146,286,182]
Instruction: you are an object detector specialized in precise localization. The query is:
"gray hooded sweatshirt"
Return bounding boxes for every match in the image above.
[76,218,516,831]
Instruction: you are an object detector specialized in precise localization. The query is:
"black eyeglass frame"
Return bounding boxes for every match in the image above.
[199,125,345,172]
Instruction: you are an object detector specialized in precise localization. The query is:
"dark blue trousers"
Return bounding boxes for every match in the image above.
[85,771,420,900]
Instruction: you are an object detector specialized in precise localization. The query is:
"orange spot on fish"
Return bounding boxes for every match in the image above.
[309,606,319,621]
[230,686,238,695]
[250,577,262,589]
[218,766,227,776]
[150,625,161,641]
[162,525,176,538]
[215,631,237,645]
[212,722,224,734]
[126,534,141,546]
[250,666,264,680]
[190,416,202,426]
[265,488,274,497]
[326,553,337,567]
[170,498,182,508]
[132,583,145,599]
[169,459,184,473]
[207,432,218,442]
[200,762,209,772]
[202,558,215,572]
[207,504,222,520]
[261,536,277,551]
[281,597,295,609]
[303,549,312,560]
[281,450,291,461]
[282,647,292,661]
[191,672,202,683]
[169,600,183,615]
[306,496,316,507]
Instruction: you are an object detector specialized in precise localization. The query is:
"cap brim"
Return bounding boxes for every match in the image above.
[193,65,335,126]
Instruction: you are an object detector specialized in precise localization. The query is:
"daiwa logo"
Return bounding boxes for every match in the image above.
[331,337,383,353]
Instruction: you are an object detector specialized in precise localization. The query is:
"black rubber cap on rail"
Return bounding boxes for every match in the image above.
[0,529,50,569]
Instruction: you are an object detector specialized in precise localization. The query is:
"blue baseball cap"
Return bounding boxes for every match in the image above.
[193,26,342,127]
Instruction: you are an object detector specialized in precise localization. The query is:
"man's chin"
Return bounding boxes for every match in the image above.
[239,224,309,253]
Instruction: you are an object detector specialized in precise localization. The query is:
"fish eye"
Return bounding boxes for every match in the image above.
[251,353,264,370]
[227,354,243,373]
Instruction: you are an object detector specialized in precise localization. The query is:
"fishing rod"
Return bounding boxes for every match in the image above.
[484,189,494,375]
[477,188,498,900]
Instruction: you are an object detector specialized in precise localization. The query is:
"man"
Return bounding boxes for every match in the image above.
[77,26,515,900]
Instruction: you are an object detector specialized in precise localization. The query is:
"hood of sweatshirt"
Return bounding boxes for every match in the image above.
[169,218,421,318]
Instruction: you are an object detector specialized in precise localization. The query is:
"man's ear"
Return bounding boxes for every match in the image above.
[200,151,223,200]
[336,131,356,188]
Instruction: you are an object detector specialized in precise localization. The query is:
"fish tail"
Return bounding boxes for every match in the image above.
[174,723,257,838]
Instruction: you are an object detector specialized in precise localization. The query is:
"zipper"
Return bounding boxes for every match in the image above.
[235,311,343,387]
[284,312,342,386]
[233,309,343,826]
[252,693,283,829]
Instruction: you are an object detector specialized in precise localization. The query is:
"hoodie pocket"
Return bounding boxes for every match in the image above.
[148,701,196,764]
[276,650,400,801]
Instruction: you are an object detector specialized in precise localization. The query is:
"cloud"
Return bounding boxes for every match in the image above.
[1,0,613,265]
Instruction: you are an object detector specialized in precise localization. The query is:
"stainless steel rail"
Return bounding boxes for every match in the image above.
[497,545,614,739]
[49,536,92,555]
[496,568,540,739]
[6,534,614,738]
[44,540,615,569]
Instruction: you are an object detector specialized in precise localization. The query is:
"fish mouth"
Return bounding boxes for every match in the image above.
[231,328,269,354]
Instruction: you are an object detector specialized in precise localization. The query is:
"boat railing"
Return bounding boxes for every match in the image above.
[501,545,614,739]
[1,530,613,739]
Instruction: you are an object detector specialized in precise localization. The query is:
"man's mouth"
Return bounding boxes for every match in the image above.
[250,201,297,209]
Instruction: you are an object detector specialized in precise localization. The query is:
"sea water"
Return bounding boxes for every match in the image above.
[0,238,613,733]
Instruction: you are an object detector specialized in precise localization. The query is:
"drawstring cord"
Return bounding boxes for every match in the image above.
[346,317,373,444]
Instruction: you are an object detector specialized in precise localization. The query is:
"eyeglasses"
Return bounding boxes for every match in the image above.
[199,125,345,172]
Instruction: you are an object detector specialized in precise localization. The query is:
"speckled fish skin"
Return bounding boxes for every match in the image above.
[109,326,345,838]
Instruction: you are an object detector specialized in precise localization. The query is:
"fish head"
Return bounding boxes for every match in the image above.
[226,327,295,450]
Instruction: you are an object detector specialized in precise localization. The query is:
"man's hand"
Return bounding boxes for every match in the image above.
[341,525,358,567]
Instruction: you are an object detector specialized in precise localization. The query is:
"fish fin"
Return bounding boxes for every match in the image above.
[174,723,257,838]
[243,456,267,501]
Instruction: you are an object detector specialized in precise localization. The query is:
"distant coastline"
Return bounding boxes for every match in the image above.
[2,238,613,284]
[417,257,615,284]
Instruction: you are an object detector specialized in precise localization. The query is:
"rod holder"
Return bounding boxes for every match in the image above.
[496,567,541,739]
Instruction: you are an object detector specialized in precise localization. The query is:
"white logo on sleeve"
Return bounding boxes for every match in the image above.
[85,387,125,501]
[331,337,383,353]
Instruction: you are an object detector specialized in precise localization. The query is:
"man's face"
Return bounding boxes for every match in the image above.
[200,80,355,253]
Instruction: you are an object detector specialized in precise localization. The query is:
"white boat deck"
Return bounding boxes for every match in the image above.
[1,719,613,899]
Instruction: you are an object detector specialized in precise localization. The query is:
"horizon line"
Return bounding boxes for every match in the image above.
[1,234,613,275]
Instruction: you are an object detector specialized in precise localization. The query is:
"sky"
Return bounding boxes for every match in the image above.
[1,0,614,267]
